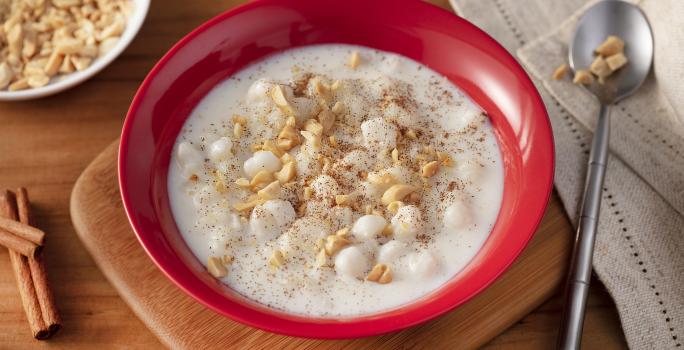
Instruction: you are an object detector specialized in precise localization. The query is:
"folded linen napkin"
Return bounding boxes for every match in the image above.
[449,0,684,348]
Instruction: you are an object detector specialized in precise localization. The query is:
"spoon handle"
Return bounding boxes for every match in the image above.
[558,104,611,350]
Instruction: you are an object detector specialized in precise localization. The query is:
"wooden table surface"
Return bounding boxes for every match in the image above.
[0,0,628,348]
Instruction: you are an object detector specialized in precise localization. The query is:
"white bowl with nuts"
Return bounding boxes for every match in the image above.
[0,0,149,101]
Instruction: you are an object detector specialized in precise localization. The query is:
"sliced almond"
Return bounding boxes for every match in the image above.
[381,184,416,205]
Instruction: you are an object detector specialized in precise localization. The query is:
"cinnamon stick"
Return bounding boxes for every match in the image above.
[0,190,50,340]
[17,188,62,335]
[0,216,45,245]
[0,227,40,258]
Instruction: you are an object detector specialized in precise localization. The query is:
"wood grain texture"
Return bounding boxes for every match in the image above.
[0,0,628,348]
[69,140,625,350]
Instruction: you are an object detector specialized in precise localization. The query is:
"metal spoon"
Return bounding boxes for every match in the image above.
[559,1,653,349]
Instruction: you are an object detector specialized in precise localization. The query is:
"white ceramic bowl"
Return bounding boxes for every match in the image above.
[0,0,150,101]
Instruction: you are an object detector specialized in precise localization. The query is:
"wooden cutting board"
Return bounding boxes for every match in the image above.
[70,140,572,349]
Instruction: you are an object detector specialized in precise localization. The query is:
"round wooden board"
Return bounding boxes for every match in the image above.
[70,140,572,349]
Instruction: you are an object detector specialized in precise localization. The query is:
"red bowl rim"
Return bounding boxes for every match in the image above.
[118,0,554,339]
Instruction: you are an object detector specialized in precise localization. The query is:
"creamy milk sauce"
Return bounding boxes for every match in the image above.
[168,44,503,317]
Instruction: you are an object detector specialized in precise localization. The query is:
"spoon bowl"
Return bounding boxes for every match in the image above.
[569,0,654,103]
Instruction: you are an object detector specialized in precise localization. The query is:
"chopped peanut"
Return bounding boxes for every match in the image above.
[573,69,594,85]
[303,187,313,200]
[324,235,350,255]
[552,63,568,80]
[275,161,296,184]
[269,249,286,267]
[605,53,628,71]
[317,109,335,133]
[277,125,301,151]
[421,161,440,178]
[315,248,328,267]
[304,118,324,136]
[257,180,281,200]
[233,198,266,212]
[590,56,611,80]
[270,85,295,116]
[348,51,361,69]
[331,101,345,115]
[595,35,624,57]
[367,173,398,186]
[261,140,284,157]
[387,201,404,214]
[335,194,350,206]
[381,184,416,205]
[391,148,399,163]
[250,170,275,189]
[436,152,454,167]
[207,257,228,278]
[366,264,392,284]
[335,227,350,238]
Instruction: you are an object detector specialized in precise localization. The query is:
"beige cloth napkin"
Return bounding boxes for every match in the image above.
[449,0,684,348]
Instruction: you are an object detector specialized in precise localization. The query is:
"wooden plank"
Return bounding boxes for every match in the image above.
[68,140,573,349]
[0,0,627,348]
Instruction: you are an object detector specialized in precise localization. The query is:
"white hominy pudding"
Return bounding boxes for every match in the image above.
[169,44,504,316]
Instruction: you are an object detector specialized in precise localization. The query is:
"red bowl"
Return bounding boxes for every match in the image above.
[119,0,554,338]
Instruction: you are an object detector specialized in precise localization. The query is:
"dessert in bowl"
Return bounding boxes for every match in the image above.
[119,0,553,338]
